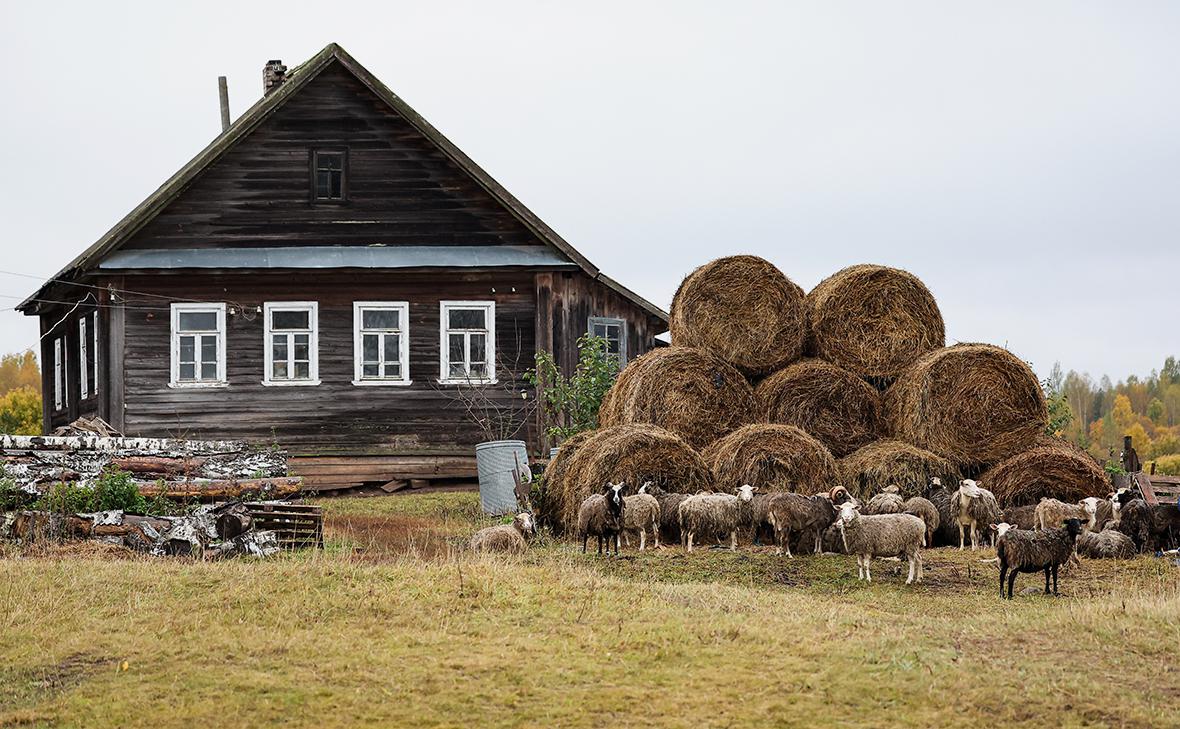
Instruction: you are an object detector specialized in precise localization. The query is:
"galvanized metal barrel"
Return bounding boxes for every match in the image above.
[475,439,529,515]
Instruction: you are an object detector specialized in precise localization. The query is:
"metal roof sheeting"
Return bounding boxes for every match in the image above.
[98,245,580,270]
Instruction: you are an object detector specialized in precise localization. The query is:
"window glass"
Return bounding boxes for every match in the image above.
[272,310,310,330]
[448,309,485,329]
[179,311,218,331]
[363,309,400,329]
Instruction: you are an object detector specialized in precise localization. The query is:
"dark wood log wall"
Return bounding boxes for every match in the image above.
[535,271,662,377]
[122,61,545,251]
[110,271,539,456]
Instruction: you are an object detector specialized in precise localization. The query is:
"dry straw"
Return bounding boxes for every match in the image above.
[701,423,839,494]
[805,264,945,381]
[838,439,961,501]
[756,359,883,456]
[670,255,806,376]
[886,343,1048,469]
[981,438,1109,507]
[599,346,759,450]
[552,424,712,534]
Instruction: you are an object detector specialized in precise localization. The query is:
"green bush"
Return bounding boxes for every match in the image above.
[525,334,620,442]
[36,469,146,514]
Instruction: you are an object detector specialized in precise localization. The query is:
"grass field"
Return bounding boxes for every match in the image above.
[2,491,1179,728]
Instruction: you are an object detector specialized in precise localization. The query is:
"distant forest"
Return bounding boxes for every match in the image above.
[1045,355,1180,475]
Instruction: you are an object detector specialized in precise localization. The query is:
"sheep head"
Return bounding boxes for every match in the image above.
[828,484,853,505]
[1062,517,1084,539]
[959,479,982,498]
[514,512,536,536]
[737,484,755,502]
[989,522,1014,540]
[883,485,900,495]
[638,481,653,495]
[604,482,625,515]
[836,500,860,524]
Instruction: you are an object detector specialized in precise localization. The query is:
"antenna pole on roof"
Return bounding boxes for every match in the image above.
[218,76,231,132]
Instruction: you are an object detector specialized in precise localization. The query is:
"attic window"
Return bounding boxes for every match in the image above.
[312,150,346,201]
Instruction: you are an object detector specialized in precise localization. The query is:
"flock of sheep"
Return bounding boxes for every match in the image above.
[469,476,1180,599]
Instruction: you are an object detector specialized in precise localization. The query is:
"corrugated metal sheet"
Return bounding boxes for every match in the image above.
[98,245,579,270]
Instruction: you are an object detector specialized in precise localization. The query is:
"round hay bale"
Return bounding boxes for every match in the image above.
[670,255,806,375]
[541,430,595,533]
[600,346,759,450]
[701,423,838,494]
[981,438,1109,507]
[838,439,961,502]
[886,343,1048,469]
[806,264,944,380]
[555,424,712,534]
[756,359,883,456]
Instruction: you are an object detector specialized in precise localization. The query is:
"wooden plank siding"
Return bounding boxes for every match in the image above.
[121,62,545,252]
[111,271,539,459]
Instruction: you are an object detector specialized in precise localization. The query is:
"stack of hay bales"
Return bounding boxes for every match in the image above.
[546,255,1106,535]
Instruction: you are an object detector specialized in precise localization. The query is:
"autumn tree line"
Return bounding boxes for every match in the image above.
[1045,355,1180,475]
[0,350,40,435]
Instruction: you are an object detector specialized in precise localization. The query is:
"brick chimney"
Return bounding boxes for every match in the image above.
[263,60,288,95]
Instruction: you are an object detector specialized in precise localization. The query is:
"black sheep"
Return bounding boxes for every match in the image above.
[996,518,1084,599]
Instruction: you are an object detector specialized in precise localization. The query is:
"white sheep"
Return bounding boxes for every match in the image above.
[951,479,1000,551]
[469,513,536,554]
[835,501,926,584]
[1034,497,1100,533]
[678,484,755,552]
[622,482,661,551]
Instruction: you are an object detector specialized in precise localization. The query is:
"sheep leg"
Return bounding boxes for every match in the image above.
[622,531,631,549]
[1044,567,1051,595]
[582,536,588,554]
[958,523,965,551]
[999,563,1008,599]
[686,532,694,553]
[729,530,737,551]
[1052,564,1059,596]
[1007,568,1018,599]
[970,523,979,552]
[864,556,872,582]
[916,550,924,582]
[783,530,793,559]
[855,555,863,580]
[906,554,915,584]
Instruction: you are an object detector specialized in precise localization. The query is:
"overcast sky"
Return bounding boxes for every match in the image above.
[1,1,1176,382]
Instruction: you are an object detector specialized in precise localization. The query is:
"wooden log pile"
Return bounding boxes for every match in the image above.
[0,434,292,500]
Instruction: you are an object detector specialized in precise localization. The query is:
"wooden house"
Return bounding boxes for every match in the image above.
[18,44,667,491]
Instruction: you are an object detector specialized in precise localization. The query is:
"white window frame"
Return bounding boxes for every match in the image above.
[262,302,320,387]
[438,300,496,385]
[588,316,628,367]
[170,303,228,389]
[352,301,411,386]
[90,311,99,398]
[79,316,89,400]
[53,336,66,411]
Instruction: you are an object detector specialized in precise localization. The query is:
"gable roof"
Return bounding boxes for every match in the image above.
[20,43,667,323]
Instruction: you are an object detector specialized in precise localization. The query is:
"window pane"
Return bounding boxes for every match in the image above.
[200,336,217,364]
[362,334,379,362]
[273,361,288,379]
[469,362,487,378]
[293,334,309,362]
[383,334,399,363]
[449,362,466,378]
[448,333,465,366]
[272,310,310,330]
[384,362,400,378]
[179,336,195,363]
[272,335,288,361]
[470,333,486,367]
[200,363,217,381]
[178,311,217,331]
[448,308,485,330]
[362,363,380,378]
[329,171,342,199]
[362,309,400,330]
[294,362,310,380]
[179,363,196,381]
[316,174,330,198]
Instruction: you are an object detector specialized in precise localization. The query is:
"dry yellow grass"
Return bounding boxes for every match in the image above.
[2,492,1179,728]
